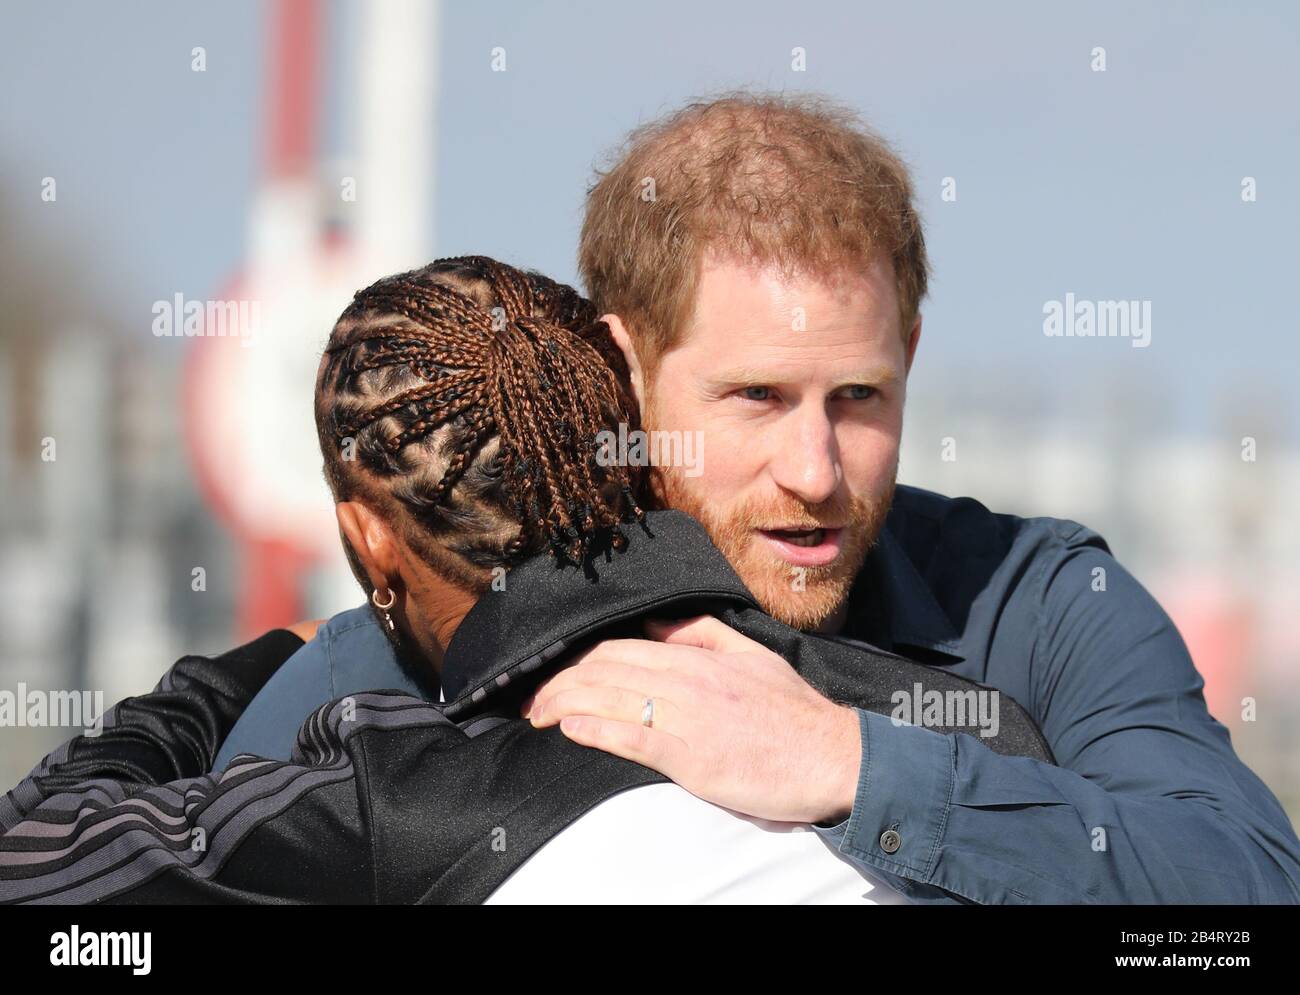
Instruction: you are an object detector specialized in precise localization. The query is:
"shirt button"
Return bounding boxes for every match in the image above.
[879,829,902,854]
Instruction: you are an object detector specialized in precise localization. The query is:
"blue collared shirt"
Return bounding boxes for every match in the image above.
[811,485,1300,903]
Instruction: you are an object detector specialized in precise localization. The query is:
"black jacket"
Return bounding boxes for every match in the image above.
[0,511,1052,904]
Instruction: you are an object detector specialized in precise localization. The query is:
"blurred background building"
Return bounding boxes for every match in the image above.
[2,0,1297,821]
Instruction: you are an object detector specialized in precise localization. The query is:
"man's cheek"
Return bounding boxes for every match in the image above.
[846,446,897,495]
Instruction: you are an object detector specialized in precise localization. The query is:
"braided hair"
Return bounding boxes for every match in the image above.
[315,255,646,593]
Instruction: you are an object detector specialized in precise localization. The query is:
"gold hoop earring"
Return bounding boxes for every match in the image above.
[372,587,396,632]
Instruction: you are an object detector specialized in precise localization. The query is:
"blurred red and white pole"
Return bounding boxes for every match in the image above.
[185,0,438,640]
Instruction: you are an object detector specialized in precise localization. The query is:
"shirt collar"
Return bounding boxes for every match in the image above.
[849,525,966,661]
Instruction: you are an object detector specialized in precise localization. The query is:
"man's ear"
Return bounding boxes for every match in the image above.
[904,313,923,376]
[335,501,401,594]
[603,312,647,414]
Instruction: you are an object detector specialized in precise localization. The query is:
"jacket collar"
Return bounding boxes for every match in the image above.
[439,510,759,717]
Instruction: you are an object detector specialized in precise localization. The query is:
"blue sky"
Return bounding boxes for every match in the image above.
[3,0,1297,437]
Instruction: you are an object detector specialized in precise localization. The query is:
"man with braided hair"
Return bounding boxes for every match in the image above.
[207,255,656,769]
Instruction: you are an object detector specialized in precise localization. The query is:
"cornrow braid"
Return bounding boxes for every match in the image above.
[315,255,646,592]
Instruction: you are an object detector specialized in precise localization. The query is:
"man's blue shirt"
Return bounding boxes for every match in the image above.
[813,485,1300,903]
[218,485,1300,903]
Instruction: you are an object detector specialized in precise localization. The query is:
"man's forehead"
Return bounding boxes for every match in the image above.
[687,252,900,332]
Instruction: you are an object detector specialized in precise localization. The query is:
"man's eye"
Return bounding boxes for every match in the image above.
[842,385,876,400]
[741,386,772,401]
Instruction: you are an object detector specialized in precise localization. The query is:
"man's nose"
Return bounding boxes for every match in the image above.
[767,409,842,506]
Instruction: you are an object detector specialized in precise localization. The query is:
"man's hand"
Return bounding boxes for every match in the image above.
[286,619,326,643]
[521,615,862,825]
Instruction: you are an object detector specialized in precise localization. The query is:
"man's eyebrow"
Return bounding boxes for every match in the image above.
[705,366,901,388]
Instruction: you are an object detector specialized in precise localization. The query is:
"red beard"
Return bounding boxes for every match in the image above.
[651,465,895,630]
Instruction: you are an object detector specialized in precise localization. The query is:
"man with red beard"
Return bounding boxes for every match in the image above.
[518,92,1300,902]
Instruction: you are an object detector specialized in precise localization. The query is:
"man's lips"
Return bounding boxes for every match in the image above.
[756,526,844,567]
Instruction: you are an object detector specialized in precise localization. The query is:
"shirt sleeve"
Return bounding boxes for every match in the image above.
[814,532,1300,904]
